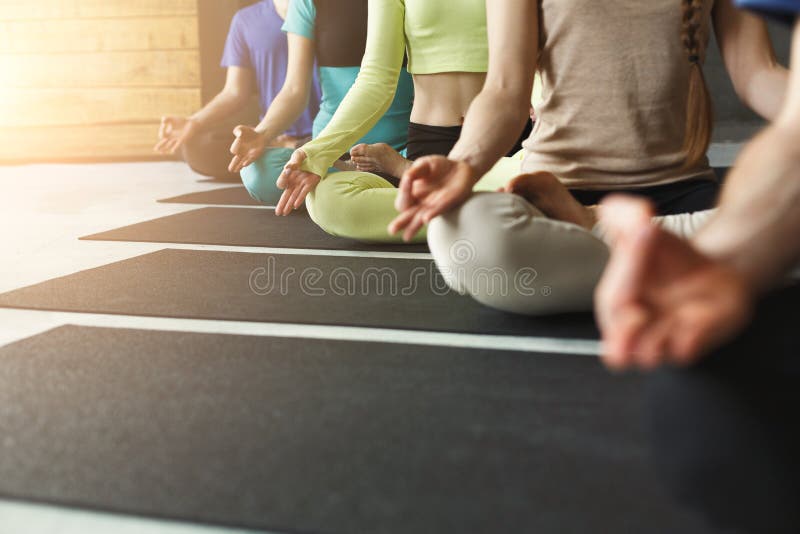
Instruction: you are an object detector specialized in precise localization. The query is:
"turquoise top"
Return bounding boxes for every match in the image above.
[282,0,414,152]
[298,0,488,177]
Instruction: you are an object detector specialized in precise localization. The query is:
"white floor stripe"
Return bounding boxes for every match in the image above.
[97,241,434,260]
[0,309,601,356]
[162,204,276,210]
[0,499,266,534]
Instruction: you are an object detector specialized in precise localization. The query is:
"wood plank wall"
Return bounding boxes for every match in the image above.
[0,0,202,163]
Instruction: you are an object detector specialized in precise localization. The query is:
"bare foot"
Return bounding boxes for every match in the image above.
[333,158,359,172]
[350,143,412,178]
[502,171,597,230]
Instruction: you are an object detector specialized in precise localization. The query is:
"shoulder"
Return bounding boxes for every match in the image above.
[735,0,800,25]
[291,0,317,17]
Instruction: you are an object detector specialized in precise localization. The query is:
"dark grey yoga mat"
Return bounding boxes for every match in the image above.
[0,325,713,533]
[81,207,429,253]
[0,249,599,339]
[159,186,262,206]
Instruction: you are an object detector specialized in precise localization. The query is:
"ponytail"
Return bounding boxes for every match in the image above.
[681,0,713,169]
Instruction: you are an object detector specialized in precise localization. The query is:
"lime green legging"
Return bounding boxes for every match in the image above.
[306,151,525,244]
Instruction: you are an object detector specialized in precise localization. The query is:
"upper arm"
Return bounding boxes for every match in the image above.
[297,0,406,177]
[279,0,318,99]
[220,13,251,69]
[713,0,778,90]
[779,19,800,125]
[360,0,406,83]
[282,0,316,40]
[484,0,538,103]
[281,33,317,98]
[222,66,256,98]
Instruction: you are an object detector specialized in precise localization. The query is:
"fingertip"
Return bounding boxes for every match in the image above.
[601,342,634,373]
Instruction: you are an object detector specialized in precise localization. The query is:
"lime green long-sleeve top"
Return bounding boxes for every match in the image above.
[300,0,489,177]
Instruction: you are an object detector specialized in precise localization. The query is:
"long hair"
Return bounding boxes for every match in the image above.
[680,0,714,168]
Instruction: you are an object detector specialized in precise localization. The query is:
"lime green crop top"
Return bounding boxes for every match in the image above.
[404,0,488,75]
[300,0,488,178]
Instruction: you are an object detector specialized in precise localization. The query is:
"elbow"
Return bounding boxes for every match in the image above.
[484,81,532,118]
[730,69,757,109]
[220,88,252,108]
[731,59,783,111]
[277,84,310,108]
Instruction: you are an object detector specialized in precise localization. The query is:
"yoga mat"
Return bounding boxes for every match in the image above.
[81,207,429,253]
[0,325,712,533]
[197,176,243,184]
[0,249,598,339]
[159,187,262,206]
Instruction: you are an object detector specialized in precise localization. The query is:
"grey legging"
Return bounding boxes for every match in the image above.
[428,192,714,315]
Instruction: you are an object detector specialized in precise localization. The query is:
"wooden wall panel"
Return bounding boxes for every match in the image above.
[0,0,203,162]
[0,17,199,54]
[0,88,202,128]
[0,51,201,89]
[0,124,162,162]
[0,0,197,20]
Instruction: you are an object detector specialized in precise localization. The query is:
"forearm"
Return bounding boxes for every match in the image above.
[448,85,531,180]
[301,65,399,176]
[693,124,800,292]
[695,20,800,292]
[448,0,537,181]
[300,0,405,177]
[253,87,310,142]
[190,90,250,129]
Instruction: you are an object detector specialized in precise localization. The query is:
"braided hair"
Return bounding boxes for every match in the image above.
[680,0,714,169]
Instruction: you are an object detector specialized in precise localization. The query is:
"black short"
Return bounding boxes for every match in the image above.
[570,178,720,215]
[405,119,534,162]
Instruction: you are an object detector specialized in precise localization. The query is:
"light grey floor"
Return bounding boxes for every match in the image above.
[0,143,742,532]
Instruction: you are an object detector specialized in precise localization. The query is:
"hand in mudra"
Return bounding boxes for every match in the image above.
[154,116,200,154]
[275,149,321,216]
[388,156,477,241]
[228,125,272,174]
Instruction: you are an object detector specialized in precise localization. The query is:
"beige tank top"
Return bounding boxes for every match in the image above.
[523,0,718,190]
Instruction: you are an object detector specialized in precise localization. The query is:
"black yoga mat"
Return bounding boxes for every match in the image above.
[81,207,429,253]
[0,325,712,533]
[0,249,598,339]
[197,176,244,184]
[159,186,262,206]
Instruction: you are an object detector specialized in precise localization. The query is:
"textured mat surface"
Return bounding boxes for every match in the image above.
[159,187,262,206]
[0,325,712,533]
[0,249,598,338]
[81,208,429,253]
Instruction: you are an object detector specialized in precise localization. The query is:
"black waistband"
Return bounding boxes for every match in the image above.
[406,119,534,162]
[406,122,463,161]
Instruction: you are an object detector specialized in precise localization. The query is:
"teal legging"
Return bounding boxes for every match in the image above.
[241,147,342,206]
[240,147,296,205]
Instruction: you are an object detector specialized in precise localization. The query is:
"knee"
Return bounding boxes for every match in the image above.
[305,175,345,236]
[428,193,518,294]
[306,172,395,239]
[428,192,608,315]
[240,148,293,205]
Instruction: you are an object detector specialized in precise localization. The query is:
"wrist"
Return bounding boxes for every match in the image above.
[450,157,483,186]
[253,127,275,144]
